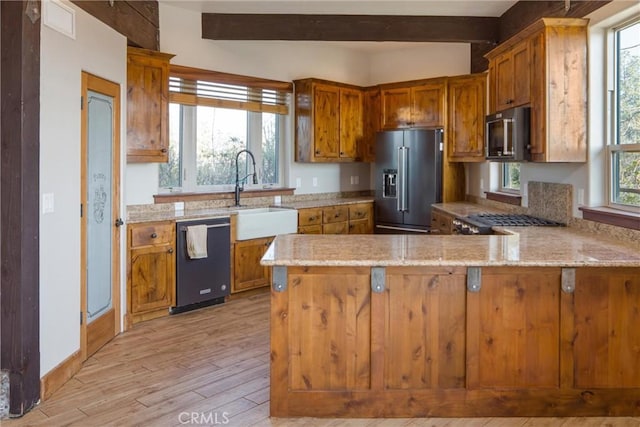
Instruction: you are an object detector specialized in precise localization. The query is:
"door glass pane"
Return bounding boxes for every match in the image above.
[87,90,113,323]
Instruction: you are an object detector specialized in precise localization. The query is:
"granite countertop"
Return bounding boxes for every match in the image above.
[261,227,640,268]
[127,207,238,224]
[126,197,374,224]
[432,201,515,218]
[277,197,375,210]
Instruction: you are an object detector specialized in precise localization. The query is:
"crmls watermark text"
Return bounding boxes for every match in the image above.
[178,411,230,425]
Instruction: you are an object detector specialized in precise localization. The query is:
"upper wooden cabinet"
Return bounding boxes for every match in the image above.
[489,39,531,112]
[486,18,588,162]
[447,73,487,162]
[126,47,174,163]
[294,78,364,162]
[362,87,381,162]
[380,78,446,130]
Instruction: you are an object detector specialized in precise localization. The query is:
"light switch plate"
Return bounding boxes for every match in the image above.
[42,193,55,214]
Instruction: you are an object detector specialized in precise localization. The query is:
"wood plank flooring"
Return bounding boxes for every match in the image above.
[5,291,640,426]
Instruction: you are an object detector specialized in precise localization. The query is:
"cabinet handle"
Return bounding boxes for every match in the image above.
[315,150,320,155]
[309,216,315,221]
[151,232,158,238]
[161,148,167,153]
[335,213,340,218]
[168,248,174,254]
[340,151,344,155]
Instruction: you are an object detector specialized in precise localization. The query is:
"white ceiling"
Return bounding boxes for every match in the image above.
[161,0,518,53]
[161,1,518,17]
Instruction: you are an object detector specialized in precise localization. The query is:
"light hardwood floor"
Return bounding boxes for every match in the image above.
[5,291,640,426]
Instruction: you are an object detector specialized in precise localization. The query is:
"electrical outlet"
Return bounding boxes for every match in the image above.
[295,177,302,188]
[312,177,318,187]
[354,176,359,185]
[174,201,184,211]
[577,188,584,205]
[274,195,282,205]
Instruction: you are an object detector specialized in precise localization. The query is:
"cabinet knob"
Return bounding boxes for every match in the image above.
[168,248,174,254]
[309,216,315,221]
[340,151,344,155]
[151,232,157,238]
[161,148,167,153]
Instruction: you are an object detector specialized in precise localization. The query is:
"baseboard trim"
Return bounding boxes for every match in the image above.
[40,350,82,401]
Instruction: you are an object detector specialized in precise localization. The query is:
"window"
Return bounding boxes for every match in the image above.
[500,163,521,193]
[159,66,291,192]
[609,18,640,210]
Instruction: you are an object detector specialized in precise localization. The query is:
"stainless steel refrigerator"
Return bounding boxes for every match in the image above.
[374,129,443,234]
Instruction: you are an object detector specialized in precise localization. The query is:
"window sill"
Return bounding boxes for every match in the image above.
[484,191,522,206]
[153,187,295,204]
[579,206,640,231]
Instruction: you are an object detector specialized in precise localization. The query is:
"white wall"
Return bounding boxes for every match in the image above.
[466,1,640,218]
[125,3,472,204]
[40,1,126,375]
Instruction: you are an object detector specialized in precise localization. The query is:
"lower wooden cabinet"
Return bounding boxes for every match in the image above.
[430,209,455,234]
[271,265,640,417]
[127,221,176,325]
[297,202,374,235]
[232,236,274,293]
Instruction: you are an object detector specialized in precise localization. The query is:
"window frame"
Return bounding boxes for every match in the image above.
[606,16,640,212]
[159,104,285,193]
[499,162,521,194]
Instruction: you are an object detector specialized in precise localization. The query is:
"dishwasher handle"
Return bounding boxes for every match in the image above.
[178,223,230,232]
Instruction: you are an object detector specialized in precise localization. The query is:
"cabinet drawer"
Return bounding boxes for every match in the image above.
[349,204,371,221]
[131,222,174,247]
[298,225,322,234]
[299,208,323,226]
[323,221,348,234]
[323,206,349,224]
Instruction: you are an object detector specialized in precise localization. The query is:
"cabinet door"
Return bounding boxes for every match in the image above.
[339,88,363,160]
[129,244,175,314]
[313,84,340,159]
[126,48,173,163]
[362,88,381,162]
[381,88,411,129]
[411,81,446,128]
[467,268,561,389]
[233,237,273,292]
[511,41,531,107]
[323,221,348,234]
[571,268,640,388]
[447,74,486,162]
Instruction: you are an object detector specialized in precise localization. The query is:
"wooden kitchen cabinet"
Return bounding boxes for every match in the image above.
[126,47,174,163]
[294,78,364,162]
[233,236,274,293]
[348,203,373,234]
[486,18,588,162]
[362,87,381,162]
[297,202,374,235]
[430,209,455,234]
[127,221,176,325]
[447,73,487,162]
[488,39,530,113]
[380,78,446,130]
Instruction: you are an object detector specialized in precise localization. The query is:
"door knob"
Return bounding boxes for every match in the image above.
[168,248,174,254]
[115,218,124,227]
[151,232,158,238]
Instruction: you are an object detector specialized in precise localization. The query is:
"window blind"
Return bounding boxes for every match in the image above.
[169,64,292,115]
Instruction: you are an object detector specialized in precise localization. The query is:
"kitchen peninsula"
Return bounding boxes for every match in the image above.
[262,228,640,418]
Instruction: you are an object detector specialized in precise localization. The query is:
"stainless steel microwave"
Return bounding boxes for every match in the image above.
[485,106,531,162]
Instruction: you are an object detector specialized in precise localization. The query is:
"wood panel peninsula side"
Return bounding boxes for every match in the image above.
[261,231,640,418]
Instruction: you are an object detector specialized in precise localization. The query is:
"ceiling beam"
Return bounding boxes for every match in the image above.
[202,14,500,44]
[499,0,612,41]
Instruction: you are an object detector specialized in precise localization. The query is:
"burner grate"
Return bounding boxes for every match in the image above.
[467,213,563,227]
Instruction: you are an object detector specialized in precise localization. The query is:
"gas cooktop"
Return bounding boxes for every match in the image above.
[453,213,564,235]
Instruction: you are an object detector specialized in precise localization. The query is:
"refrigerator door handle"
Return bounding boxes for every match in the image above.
[398,146,409,212]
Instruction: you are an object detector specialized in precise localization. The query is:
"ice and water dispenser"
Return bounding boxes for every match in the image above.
[382,169,397,199]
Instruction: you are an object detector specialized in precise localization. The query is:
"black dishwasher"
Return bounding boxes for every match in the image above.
[173,217,231,314]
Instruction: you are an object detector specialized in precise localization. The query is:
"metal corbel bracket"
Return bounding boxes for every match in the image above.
[561,268,576,293]
[467,267,482,292]
[371,267,386,293]
[272,266,287,292]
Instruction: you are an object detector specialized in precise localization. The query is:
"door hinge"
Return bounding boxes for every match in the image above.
[80,96,84,110]
[80,203,83,218]
[80,311,83,325]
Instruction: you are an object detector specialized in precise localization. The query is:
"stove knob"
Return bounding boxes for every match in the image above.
[470,226,479,234]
